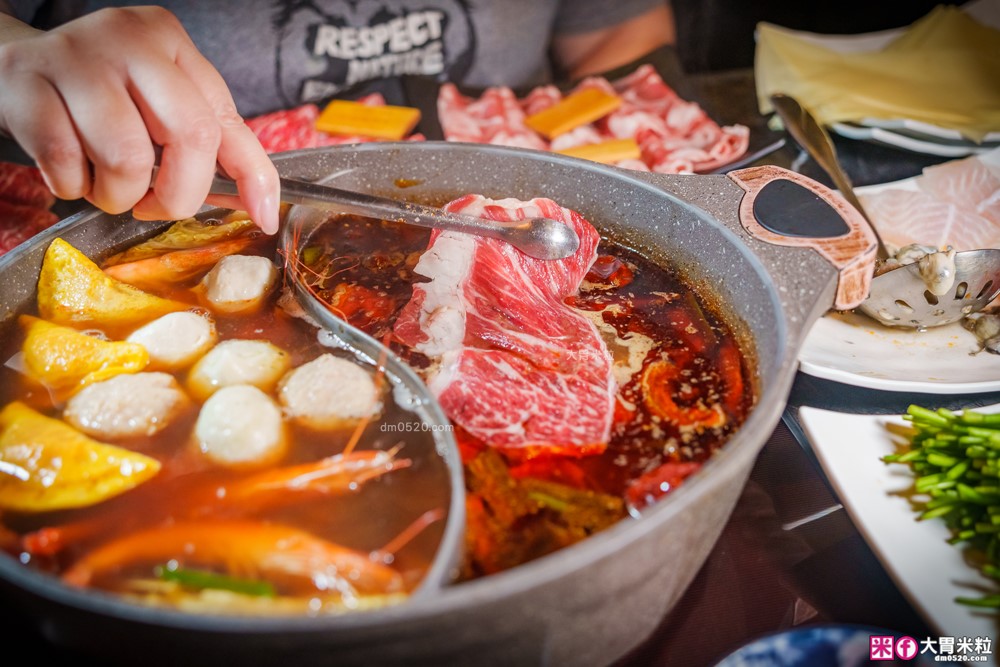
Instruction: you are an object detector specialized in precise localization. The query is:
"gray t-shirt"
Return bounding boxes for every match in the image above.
[9,0,661,116]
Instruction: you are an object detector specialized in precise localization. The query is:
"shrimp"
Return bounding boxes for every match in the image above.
[221,448,411,509]
[21,449,411,557]
[62,520,404,598]
[103,236,257,290]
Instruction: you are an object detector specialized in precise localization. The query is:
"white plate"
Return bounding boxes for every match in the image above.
[800,405,999,656]
[798,312,1000,393]
[857,117,1000,145]
[798,150,1000,393]
[830,122,999,158]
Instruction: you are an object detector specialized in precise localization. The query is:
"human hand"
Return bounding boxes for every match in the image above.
[0,7,279,233]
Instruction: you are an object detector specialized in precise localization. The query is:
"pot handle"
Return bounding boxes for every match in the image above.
[726,165,877,310]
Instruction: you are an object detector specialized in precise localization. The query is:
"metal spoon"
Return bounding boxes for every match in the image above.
[769,93,1000,329]
[197,169,580,261]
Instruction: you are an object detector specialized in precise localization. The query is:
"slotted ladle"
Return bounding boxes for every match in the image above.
[769,93,1000,329]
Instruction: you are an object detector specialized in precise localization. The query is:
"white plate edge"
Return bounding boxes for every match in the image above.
[799,405,1000,650]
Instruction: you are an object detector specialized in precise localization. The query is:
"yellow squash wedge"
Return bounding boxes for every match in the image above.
[38,238,186,329]
[20,315,148,392]
[0,402,160,512]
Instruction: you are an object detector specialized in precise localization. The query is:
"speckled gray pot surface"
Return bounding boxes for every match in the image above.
[0,143,842,667]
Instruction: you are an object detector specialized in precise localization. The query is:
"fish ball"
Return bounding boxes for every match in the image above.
[195,385,286,467]
[187,339,291,400]
[127,312,217,371]
[201,255,277,314]
[279,354,380,429]
[64,372,189,440]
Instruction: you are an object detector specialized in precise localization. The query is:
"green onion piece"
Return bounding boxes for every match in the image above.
[956,595,1000,608]
[960,411,1000,427]
[301,246,323,266]
[946,460,970,480]
[907,405,951,427]
[156,565,276,597]
[928,452,959,468]
[526,491,571,513]
[919,504,958,521]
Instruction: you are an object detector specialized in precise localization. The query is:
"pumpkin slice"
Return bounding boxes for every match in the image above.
[0,402,160,512]
[20,315,148,392]
[37,238,186,329]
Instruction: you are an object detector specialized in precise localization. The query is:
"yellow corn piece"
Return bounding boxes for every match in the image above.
[555,138,642,164]
[19,315,148,393]
[0,402,160,512]
[525,88,622,139]
[37,238,187,331]
[316,100,421,140]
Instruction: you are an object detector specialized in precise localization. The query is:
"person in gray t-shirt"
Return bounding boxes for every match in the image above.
[0,1,674,234]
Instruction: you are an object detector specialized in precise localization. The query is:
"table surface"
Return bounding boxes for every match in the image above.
[617,67,1000,666]
[2,61,998,667]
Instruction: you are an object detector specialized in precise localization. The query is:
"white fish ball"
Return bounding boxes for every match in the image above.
[279,354,380,429]
[195,385,286,467]
[127,311,217,371]
[187,339,291,400]
[201,255,277,314]
[64,372,189,439]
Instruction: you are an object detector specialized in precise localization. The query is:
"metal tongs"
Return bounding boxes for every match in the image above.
[199,169,580,261]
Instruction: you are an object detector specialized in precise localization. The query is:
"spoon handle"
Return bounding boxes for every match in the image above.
[185,168,577,260]
[269,176,527,236]
[769,93,891,261]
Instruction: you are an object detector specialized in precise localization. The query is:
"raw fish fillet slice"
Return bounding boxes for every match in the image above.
[978,189,1000,224]
[859,187,1000,251]
[920,157,1000,209]
[394,195,613,454]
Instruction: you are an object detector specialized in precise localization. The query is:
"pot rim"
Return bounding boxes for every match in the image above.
[0,142,799,635]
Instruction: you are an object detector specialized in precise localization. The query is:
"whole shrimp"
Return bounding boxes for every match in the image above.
[22,448,410,556]
[62,519,404,599]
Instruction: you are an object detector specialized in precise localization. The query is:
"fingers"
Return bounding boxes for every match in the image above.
[0,7,277,230]
[0,76,91,201]
[53,69,155,214]
[176,47,280,234]
[214,120,280,235]
[126,56,221,222]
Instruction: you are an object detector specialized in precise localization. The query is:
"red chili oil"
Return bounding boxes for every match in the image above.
[298,215,755,506]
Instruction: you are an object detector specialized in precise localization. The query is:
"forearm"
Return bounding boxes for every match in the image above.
[553,4,676,80]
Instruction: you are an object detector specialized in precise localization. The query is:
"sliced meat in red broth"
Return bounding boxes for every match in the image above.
[300,201,753,482]
[393,195,613,455]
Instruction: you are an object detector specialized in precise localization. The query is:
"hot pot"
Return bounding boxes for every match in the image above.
[0,142,875,666]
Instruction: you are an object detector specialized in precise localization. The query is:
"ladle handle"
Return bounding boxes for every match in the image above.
[769,93,892,261]
[727,165,877,310]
